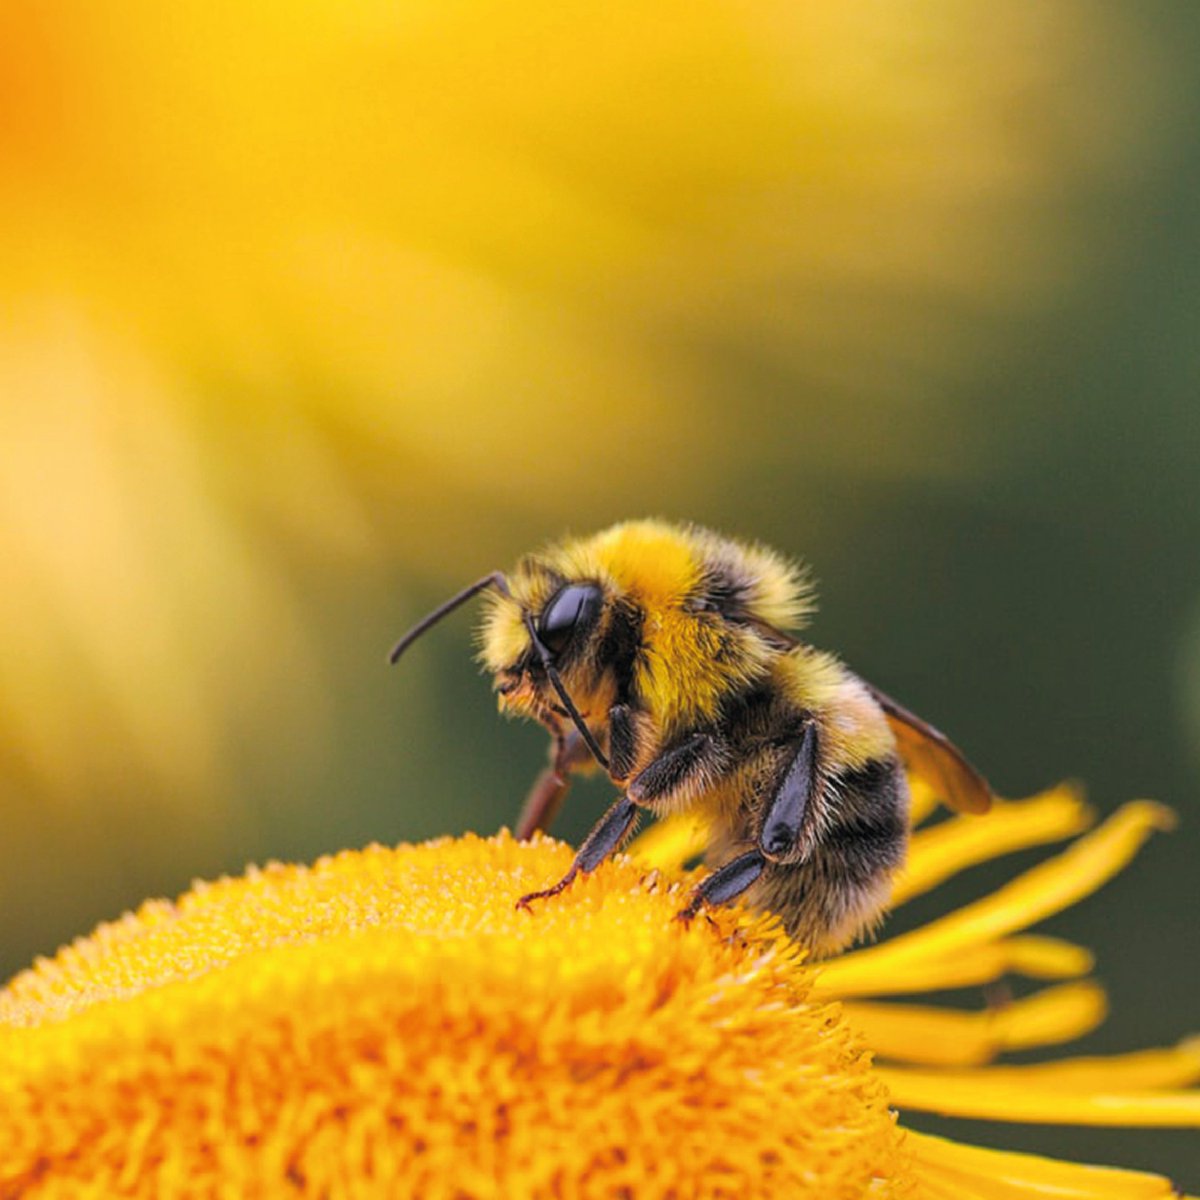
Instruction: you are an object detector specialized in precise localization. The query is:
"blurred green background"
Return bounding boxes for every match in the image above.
[2,0,1198,1186]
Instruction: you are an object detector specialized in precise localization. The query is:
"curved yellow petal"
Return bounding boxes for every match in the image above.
[911,1175,992,1200]
[947,1038,1200,1093]
[990,980,1110,1052]
[881,1065,1200,1126]
[994,935,1097,981]
[628,811,709,869]
[816,802,1173,986]
[843,982,1107,1067]
[817,935,1094,999]
[906,1129,1185,1199]
[908,776,941,827]
[892,786,1093,907]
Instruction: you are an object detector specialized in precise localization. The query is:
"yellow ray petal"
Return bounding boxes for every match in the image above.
[881,1065,1200,1126]
[990,980,1109,1053]
[628,810,709,870]
[908,776,941,827]
[911,1176,991,1200]
[818,802,1173,988]
[994,935,1097,981]
[892,785,1093,907]
[817,934,1094,999]
[907,1129,1185,1199]
[948,1038,1200,1093]
[844,982,1106,1067]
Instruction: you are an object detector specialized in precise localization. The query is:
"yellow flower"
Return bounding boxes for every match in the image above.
[2,786,1197,1198]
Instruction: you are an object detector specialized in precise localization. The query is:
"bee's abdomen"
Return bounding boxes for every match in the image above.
[820,756,909,877]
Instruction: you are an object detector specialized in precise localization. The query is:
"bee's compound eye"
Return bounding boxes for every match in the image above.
[537,583,602,656]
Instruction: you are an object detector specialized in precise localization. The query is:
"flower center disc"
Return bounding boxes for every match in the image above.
[0,834,907,1198]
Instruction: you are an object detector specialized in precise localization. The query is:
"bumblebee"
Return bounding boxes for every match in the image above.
[390,520,991,954]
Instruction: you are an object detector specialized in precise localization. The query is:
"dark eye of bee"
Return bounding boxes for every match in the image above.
[537,583,602,657]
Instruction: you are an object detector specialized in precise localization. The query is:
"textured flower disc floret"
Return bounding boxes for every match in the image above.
[0,834,904,1199]
[2,785,1198,1199]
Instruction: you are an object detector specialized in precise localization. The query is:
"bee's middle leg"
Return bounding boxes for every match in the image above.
[517,727,727,911]
[675,850,765,923]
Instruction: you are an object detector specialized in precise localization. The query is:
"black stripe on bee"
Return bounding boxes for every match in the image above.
[819,757,908,882]
[693,564,751,622]
[607,704,638,780]
[595,597,643,703]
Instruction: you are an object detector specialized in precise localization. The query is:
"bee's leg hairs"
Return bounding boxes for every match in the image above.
[516,796,639,910]
[627,730,721,804]
[675,851,765,923]
[606,704,639,780]
[517,731,728,910]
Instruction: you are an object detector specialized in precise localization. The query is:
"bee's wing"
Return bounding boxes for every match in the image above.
[862,682,993,814]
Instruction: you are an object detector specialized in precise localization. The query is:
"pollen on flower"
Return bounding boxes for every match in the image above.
[0,833,906,1200]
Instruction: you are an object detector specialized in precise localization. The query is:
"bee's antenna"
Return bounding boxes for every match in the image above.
[388,570,609,775]
[388,572,511,664]
[522,613,611,772]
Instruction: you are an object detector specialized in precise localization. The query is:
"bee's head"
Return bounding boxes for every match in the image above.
[478,559,633,765]
[389,561,618,770]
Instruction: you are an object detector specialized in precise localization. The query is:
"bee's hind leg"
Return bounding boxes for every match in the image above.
[675,850,765,924]
[516,796,639,911]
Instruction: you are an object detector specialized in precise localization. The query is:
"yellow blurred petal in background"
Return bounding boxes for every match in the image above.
[0,1,1179,811]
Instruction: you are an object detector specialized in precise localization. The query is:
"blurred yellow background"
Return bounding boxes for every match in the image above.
[3,1,1198,1183]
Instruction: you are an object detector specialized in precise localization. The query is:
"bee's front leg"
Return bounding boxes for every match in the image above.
[626,729,723,804]
[516,795,639,910]
[517,721,727,911]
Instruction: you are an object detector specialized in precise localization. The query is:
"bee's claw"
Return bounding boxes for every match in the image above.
[515,890,552,913]
[515,869,579,913]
